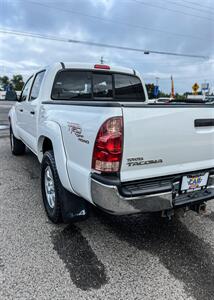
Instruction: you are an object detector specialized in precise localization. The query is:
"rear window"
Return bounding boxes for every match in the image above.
[51,70,145,101]
[51,71,91,100]
[114,74,144,100]
[93,73,113,98]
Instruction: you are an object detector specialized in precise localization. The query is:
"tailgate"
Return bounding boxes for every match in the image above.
[120,105,214,182]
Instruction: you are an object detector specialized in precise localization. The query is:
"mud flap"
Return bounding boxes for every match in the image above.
[61,188,90,223]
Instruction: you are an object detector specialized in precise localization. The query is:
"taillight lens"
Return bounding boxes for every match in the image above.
[92,117,123,173]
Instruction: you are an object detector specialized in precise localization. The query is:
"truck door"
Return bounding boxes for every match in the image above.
[22,70,45,152]
[15,76,33,138]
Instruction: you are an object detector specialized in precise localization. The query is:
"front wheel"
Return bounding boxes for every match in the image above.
[10,126,25,155]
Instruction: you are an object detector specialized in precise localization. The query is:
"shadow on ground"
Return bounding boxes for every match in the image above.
[95,211,214,300]
[51,224,108,291]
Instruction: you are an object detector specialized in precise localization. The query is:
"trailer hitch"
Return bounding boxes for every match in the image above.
[190,202,207,215]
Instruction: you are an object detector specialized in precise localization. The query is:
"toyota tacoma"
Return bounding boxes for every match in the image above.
[9,62,214,223]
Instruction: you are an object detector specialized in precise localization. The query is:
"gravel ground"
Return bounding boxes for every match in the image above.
[1,137,214,300]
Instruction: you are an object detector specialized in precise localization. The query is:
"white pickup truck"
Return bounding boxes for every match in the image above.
[9,62,214,223]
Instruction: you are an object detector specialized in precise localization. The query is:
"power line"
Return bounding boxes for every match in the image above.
[129,0,214,22]
[144,76,213,81]
[131,55,214,66]
[14,0,207,41]
[0,28,209,59]
[123,59,211,67]
[161,0,213,15]
[180,0,214,11]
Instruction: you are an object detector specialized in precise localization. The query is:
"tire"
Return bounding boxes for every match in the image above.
[41,150,63,224]
[10,126,26,156]
[41,150,89,224]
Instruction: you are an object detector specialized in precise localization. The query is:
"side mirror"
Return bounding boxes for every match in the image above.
[16,94,22,102]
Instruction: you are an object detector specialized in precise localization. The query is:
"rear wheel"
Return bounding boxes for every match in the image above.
[41,150,62,223]
[41,150,89,224]
[10,126,25,155]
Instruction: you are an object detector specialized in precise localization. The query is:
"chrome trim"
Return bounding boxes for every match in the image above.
[208,174,214,189]
[91,178,173,215]
[91,174,214,215]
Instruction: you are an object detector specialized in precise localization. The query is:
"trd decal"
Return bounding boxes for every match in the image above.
[67,122,89,144]
[68,123,82,136]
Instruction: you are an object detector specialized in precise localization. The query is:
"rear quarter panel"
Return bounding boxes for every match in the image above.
[40,103,122,202]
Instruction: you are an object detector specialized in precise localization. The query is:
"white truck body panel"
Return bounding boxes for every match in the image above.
[121,106,214,182]
[58,105,122,201]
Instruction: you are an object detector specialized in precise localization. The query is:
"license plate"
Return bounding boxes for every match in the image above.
[181,172,209,191]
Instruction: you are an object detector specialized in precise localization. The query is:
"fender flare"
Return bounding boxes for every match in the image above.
[37,121,75,194]
[8,106,20,138]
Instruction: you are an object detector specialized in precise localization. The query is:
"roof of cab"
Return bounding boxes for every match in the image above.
[46,62,137,76]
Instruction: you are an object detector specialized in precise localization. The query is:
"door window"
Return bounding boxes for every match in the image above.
[29,70,45,101]
[20,76,33,102]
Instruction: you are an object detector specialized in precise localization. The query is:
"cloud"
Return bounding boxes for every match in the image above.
[89,0,115,14]
[0,0,213,93]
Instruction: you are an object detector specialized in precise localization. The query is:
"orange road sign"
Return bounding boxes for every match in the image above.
[192,83,199,91]
[192,83,199,95]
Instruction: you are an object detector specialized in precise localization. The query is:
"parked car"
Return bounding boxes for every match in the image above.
[148,97,174,104]
[0,91,6,100]
[148,98,157,104]
[186,94,207,103]
[9,62,214,223]
[205,95,214,104]
[157,97,173,103]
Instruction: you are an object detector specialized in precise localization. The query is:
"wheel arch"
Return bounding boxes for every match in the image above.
[37,122,75,194]
[38,136,53,161]
[8,106,19,139]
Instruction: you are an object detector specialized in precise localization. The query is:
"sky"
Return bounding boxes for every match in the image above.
[0,0,213,93]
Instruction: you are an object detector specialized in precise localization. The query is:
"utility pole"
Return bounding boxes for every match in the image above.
[155,77,159,98]
[171,75,175,99]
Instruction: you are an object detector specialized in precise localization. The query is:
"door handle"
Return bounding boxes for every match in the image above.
[30,111,35,115]
[195,119,214,127]
[19,109,23,112]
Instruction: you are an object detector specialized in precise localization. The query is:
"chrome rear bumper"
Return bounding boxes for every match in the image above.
[91,173,214,215]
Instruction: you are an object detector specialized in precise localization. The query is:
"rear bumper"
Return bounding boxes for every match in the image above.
[91,172,214,215]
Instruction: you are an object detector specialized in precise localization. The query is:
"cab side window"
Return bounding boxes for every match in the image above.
[20,76,33,102]
[29,70,45,101]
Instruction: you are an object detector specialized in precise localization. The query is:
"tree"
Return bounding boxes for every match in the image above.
[158,91,170,98]
[0,76,10,89]
[146,83,155,99]
[11,74,24,91]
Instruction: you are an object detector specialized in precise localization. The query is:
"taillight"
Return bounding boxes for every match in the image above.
[92,117,123,173]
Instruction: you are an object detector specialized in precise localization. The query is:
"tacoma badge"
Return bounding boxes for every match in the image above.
[127,157,163,167]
